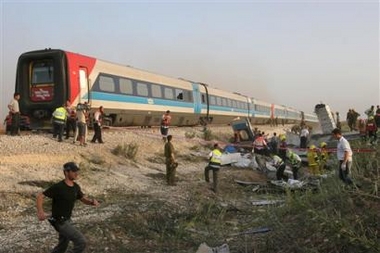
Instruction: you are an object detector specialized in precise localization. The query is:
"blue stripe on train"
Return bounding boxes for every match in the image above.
[90,92,194,109]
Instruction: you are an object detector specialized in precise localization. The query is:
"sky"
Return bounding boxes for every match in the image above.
[1,0,379,127]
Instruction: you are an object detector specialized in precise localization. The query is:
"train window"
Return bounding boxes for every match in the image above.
[216,97,222,106]
[164,87,174,99]
[221,98,227,107]
[120,78,133,94]
[99,76,115,92]
[232,100,237,108]
[31,61,54,84]
[136,82,148,97]
[227,99,232,108]
[210,96,216,105]
[151,84,162,98]
[175,89,184,100]
[184,90,193,102]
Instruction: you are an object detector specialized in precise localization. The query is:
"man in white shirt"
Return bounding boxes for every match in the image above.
[332,128,353,185]
[91,106,104,144]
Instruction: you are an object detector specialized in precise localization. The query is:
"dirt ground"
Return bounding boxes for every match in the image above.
[0,124,290,253]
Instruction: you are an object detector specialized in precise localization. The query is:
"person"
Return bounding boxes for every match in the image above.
[307,145,320,176]
[65,100,76,139]
[164,135,177,185]
[336,112,341,130]
[375,105,380,129]
[7,92,21,136]
[252,133,268,156]
[204,143,222,193]
[300,126,309,148]
[286,150,302,180]
[160,110,171,142]
[332,128,353,185]
[75,103,88,146]
[91,106,104,144]
[278,134,287,162]
[268,132,279,155]
[271,154,287,181]
[365,116,377,144]
[36,162,99,253]
[299,126,309,149]
[52,105,68,142]
[365,105,375,119]
[319,142,330,172]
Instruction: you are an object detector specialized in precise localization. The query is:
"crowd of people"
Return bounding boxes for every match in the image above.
[50,100,105,146]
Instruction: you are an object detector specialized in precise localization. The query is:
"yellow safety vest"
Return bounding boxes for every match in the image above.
[53,107,67,121]
[307,151,319,166]
[210,149,222,164]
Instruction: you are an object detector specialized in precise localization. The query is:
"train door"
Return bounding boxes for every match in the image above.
[79,68,90,104]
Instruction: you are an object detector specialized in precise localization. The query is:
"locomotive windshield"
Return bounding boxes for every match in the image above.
[31,61,54,85]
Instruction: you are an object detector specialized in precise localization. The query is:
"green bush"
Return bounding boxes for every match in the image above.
[112,142,139,160]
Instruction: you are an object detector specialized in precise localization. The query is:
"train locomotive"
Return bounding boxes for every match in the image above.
[14,48,318,129]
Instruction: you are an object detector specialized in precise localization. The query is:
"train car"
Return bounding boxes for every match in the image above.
[15,49,253,129]
[198,85,251,125]
[273,104,287,124]
[250,98,272,124]
[286,106,303,124]
[14,48,318,130]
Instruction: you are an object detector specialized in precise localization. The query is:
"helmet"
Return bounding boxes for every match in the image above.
[369,116,374,120]
[280,135,286,141]
[320,142,327,148]
[309,145,316,150]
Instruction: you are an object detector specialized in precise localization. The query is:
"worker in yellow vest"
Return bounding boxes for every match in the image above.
[319,142,330,173]
[52,105,67,142]
[307,145,320,175]
[205,143,222,193]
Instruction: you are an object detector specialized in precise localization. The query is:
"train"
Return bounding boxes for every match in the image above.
[14,48,318,129]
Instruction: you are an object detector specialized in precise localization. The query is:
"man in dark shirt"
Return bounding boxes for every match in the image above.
[36,162,99,253]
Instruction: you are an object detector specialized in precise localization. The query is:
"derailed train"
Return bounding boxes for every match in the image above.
[15,48,318,129]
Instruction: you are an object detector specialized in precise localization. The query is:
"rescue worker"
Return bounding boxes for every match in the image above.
[253,133,268,156]
[52,105,68,142]
[204,143,222,193]
[286,150,302,180]
[164,135,177,186]
[271,154,287,181]
[319,142,330,172]
[307,145,320,175]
